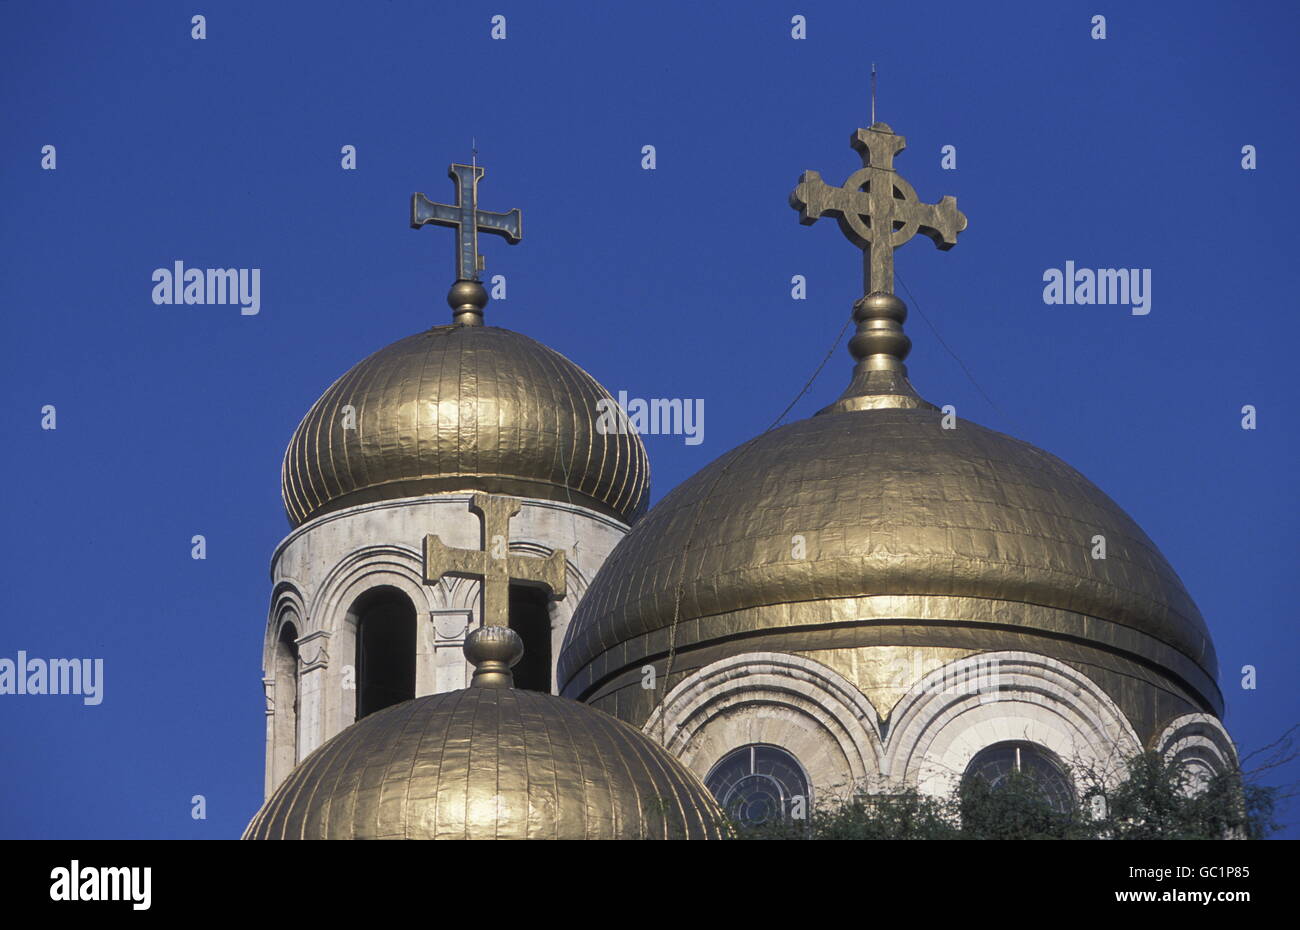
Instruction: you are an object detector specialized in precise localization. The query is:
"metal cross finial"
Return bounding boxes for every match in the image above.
[789,123,966,296]
[871,64,877,125]
[411,162,521,322]
[422,494,567,631]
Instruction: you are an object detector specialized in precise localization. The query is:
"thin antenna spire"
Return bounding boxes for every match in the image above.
[871,63,877,124]
[471,137,478,169]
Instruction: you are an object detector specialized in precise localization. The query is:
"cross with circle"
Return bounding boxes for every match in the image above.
[789,122,967,296]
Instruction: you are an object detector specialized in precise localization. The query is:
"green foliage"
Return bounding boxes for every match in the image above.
[728,750,1281,841]
[734,787,961,840]
[1094,751,1276,841]
[957,768,1086,840]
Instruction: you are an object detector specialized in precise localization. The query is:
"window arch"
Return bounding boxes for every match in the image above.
[350,586,416,720]
[962,741,1074,813]
[705,744,810,828]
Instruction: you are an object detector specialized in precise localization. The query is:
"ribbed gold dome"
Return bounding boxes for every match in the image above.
[281,324,649,526]
[243,688,726,840]
[558,405,1221,731]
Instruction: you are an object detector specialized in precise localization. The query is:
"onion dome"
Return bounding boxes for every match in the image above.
[558,293,1220,737]
[282,159,649,527]
[558,123,1222,739]
[558,396,1220,719]
[280,324,649,526]
[244,628,725,840]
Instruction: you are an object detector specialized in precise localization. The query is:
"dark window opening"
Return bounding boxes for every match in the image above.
[508,584,552,692]
[706,744,810,829]
[962,741,1074,814]
[354,587,416,720]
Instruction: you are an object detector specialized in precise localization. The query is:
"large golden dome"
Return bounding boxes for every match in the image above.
[281,324,649,526]
[558,402,1222,735]
[243,684,726,840]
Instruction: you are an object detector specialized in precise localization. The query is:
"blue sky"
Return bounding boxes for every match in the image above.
[1,0,1296,839]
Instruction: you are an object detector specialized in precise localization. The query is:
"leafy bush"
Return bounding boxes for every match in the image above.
[726,745,1285,841]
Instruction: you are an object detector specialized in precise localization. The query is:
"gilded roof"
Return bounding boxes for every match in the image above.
[243,687,725,840]
[281,324,650,526]
[557,405,1218,705]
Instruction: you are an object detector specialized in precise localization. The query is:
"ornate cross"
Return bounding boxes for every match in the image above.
[422,494,566,629]
[790,122,966,295]
[411,163,522,283]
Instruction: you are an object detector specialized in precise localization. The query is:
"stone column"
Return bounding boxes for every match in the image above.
[427,610,473,694]
[296,630,331,759]
[262,676,276,799]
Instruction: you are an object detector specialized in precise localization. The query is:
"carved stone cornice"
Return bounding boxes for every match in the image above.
[296,630,332,672]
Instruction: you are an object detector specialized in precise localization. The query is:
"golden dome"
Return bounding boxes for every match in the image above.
[558,404,1222,725]
[243,686,726,840]
[281,324,649,526]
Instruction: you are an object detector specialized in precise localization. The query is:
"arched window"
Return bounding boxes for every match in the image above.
[508,583,552,692]
[351,587,416,720]
[962,741,1074,813]
[272,620,300,778]
[705,744,810,828]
